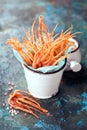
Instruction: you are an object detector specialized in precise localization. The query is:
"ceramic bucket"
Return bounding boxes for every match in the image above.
[22,60,66,99]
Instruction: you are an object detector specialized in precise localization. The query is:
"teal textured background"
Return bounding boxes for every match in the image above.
[0,0,87,129]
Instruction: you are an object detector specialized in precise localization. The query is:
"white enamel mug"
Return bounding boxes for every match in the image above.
[22,60,66,99]
[65,38,82,72]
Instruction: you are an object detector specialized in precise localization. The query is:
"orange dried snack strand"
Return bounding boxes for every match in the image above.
[18,50,32,65]
[8,90,51,118]
[53,55,68,66]
[6,38,23,51]
[6,38,32,65]
[42,57,56,66]
[32,19,36,44]
[32,50,43,68]
[27,51,34,61]
[22,39,34,61]
[12,90,40,105]
[23,38,37,53]
[18,98,48,114]
[38,15,48,33]
[20,48,33,63]
[6,15,77,68]
[9,93,37,118]
[37,16,50,45]
[24,29,33,43]
[16,100,39,118]
[32,46,53,68]
[55,42,74,59]
[40,48,51,62]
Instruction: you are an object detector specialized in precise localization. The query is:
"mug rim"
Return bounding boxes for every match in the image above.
[69,38,80,53]
[23,58,67,75]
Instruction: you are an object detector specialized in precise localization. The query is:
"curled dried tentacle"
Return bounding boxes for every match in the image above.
[8,90,51,118]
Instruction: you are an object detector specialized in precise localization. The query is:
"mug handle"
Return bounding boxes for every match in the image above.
[69,61,82,72]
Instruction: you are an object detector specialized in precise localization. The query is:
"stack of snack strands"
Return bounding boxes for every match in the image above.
[6,15,78,69]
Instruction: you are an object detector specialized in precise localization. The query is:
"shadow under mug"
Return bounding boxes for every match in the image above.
[22,59,67,99]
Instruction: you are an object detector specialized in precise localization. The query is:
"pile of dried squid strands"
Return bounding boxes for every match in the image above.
[8,90,51,118]
[6,15,79,69]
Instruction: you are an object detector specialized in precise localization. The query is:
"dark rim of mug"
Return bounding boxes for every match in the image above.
[24,58,67,75]
[70,39,80,53]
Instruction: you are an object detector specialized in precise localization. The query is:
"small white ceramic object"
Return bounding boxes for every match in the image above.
[65,38,82,72]
[22,60,66,99]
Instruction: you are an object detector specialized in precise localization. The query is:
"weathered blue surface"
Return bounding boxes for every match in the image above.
[0,0,87,130]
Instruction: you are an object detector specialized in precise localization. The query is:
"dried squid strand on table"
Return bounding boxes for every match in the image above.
[8,90,51,118]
